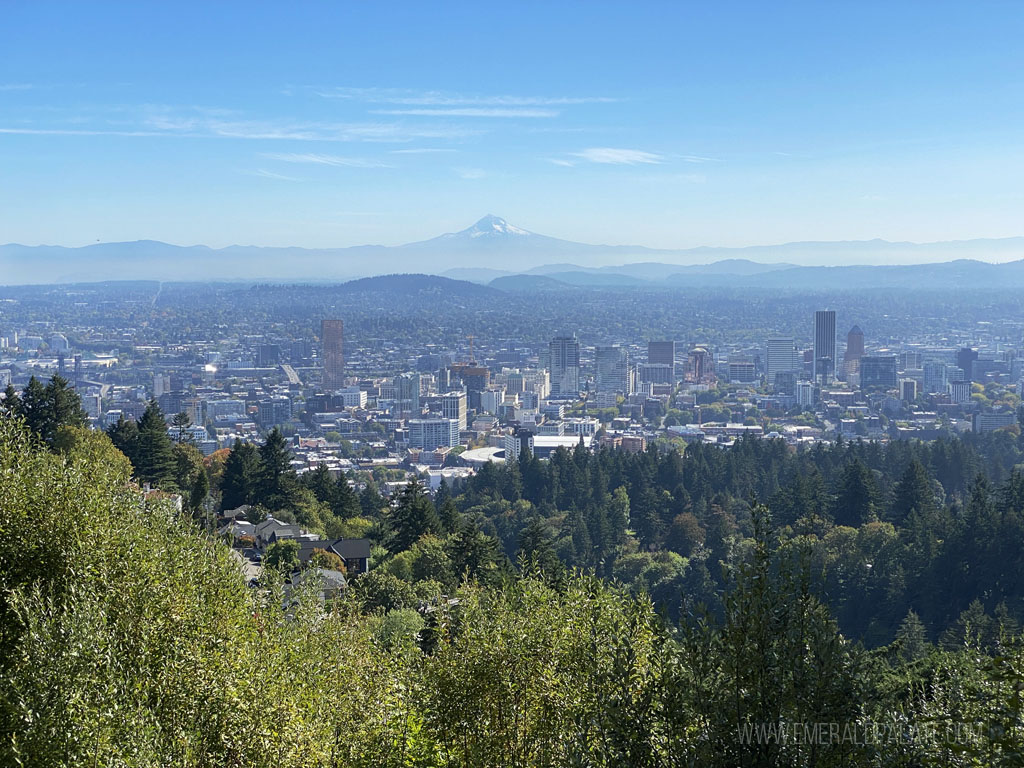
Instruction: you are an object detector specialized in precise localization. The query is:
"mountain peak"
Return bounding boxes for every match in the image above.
[464,215,531,238]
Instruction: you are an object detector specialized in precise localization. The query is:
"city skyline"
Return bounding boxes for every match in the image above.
[2,2,1024,257]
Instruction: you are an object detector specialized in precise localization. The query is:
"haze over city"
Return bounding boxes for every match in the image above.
[3,1,1024,257]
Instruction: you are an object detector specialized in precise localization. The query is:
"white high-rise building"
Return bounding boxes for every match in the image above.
[796,380,815,408]
[766,338,800,389]
[594,345,633,394]
[441,391,468,430]
[549,334,581,396]
[408,418,460,450]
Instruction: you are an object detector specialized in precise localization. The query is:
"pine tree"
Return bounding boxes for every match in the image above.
[894,609,928,661]
[333,473,362,519]
[833,459,879,527]
[890,459,935,526]
[16,375,86,445]
[257,427,294,509]
[220,439,260,511]
[359,478,385,518]
[517,515,561,576]
[189,466,210,518]
[388,479,440,552]
[106,413,140,468]
[20,376,48,439]
[171,411,193,441]
[134,400,177,490]
[2,382,22,417]
[435,478,460,532]
[303,463,337,507]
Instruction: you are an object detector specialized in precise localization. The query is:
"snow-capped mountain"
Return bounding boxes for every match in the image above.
[445,215,532,239]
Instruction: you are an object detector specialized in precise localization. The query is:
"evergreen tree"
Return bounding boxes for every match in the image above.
[134,400,177,490]
[449,517,502,581]
[833,459,879,527]
[220,439,260,511]
[1,382,21,417]
[563,508,593,567]
[359,477,386,518]
[189,466,210,518]
[171,411,193,441]
[894,609,928,661]
[435,477,461,532]
[517,514,562,576]
[303,463,337,507]
[890,459,935,526]
[257,427,294,509]
[18,375,87,446]
[20,376,48,439]
[388,479,440,552]
[333,473,362,520]
[106,413,139,468]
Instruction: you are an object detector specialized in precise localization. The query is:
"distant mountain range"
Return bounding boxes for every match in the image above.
[2,214,1024,288]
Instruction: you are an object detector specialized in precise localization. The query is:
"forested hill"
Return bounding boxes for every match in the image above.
[445,429,1024,646]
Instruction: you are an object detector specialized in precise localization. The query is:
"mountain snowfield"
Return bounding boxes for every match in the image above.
[1,215,1023,286]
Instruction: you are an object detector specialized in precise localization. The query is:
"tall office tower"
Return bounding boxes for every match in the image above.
[923,362,948,394]
[843,325,864,379]
[395,372,422,416]
[957,347,978,381]
[549,334,581,396]
[437,366,454,392]
[813,310,837,385]
[57,352,66,377]
[647,340,676,382]
[687,345,713,383]
[765,338,799,389]
[441,390,468,430]
[321,319,345,390]
[595,345,633,394]
[73,353,82,386]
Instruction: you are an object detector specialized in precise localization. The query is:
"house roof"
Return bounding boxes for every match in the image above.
[329,538,371,560]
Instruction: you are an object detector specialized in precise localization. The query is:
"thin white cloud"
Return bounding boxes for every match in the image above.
[262,152,393,168]
[1,111,479,143]
[0,127,170,137]
[0,84,33,91]
[389,147,458,154]
[247,169,300,181]
[315,87,617,107]
[571,148,663,165]
[679,154,720,163]
[456,167,486,179]
[547,158,575,167]
[373,107,558,118]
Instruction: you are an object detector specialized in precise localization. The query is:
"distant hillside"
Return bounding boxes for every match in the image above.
[490,274,574,292]
[335,273,501,299]
[3,214,1023,285]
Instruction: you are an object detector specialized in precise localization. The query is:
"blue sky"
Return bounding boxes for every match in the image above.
[2,2,1023,250]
